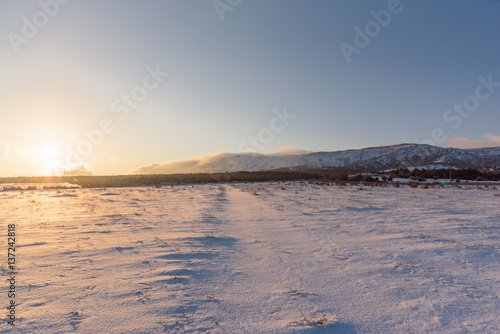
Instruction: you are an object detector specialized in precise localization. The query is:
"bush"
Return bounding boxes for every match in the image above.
[363,175,376,182]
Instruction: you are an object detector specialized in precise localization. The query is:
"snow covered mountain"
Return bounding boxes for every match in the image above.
[131,144,500,174]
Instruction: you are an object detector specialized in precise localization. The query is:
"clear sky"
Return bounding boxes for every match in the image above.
[0,0,499,176]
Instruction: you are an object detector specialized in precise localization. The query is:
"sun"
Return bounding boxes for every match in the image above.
[41,145,59,164]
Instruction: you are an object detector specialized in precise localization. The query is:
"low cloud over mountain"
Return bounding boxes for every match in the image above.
[450,134,500,149]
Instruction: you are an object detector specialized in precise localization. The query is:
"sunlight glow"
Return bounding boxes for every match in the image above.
[41,145,59,162]
[40,144,63,175]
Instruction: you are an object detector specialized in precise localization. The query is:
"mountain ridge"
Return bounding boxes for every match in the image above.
[131,144,500,175]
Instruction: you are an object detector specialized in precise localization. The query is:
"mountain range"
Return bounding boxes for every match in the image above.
[131,144,500,175]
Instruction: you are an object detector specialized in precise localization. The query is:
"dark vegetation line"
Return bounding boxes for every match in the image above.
[0,172,316,188]
[388,168,500,182]
[0,168,498,188]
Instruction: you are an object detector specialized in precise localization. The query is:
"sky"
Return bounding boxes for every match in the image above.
[0,0,499,176]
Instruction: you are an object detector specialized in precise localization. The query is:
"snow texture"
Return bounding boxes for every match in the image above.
[1,182,499,333]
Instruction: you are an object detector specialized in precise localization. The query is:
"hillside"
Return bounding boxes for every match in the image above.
[131,144,500,175]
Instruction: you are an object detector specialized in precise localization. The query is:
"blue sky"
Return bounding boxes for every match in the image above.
[0,0,499,176]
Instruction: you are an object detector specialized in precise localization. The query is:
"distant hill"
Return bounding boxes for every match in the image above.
[131,144,500,175]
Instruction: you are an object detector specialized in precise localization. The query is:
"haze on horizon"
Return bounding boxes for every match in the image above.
[0,0,499,177]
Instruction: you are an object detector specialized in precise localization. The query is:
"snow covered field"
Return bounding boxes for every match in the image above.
[1,182,498,333]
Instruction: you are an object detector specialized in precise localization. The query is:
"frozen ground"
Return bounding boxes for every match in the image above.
[0,182,499,333]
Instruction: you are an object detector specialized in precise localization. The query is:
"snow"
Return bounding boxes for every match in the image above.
[130,144,500,174]
[1,183,498,333]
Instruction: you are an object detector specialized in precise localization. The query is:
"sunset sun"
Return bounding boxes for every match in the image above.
[41,144,60,166]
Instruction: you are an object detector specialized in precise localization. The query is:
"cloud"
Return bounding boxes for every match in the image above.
[52,163,94,176]
[130,151,268,175]
[130,149,314,175]
[197,152,233,166]
[273,147,314,156]
[449,134,500,149]
[65,164,94,176]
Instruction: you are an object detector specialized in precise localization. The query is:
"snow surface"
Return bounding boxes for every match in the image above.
[1,183,499,333]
